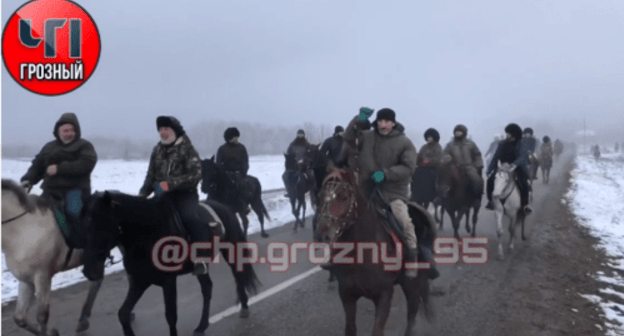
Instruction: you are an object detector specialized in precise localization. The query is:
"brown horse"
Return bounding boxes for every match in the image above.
[315,167,434,336]
[437,160,482,240]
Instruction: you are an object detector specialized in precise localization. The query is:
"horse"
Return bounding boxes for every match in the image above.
[1,178,121,336]
[314,166,434,336]
[437,160,482,240]
[80,191,260,336]
[283,151,316,232]
[491,161,527,260]
[554,141,564,162]
[200,156,271,238]
[410,165,442,223]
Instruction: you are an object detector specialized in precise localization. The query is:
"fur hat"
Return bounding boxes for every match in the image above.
[523,127,533,136]
[453,124,468,138]
[543,136,550,143]
[224,127,240,142]
[334,125,344,135]
[505,123,523,140]
[424,128,440,142]
[375,108,396,123]
[156,116,185,138]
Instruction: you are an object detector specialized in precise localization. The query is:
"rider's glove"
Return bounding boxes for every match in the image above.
[359,107,375,121]
[154,181,169,196]
[20,180,32,189]
[371,170,386,183]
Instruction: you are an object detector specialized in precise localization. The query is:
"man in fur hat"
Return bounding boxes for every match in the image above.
[443,124,485,197]
[216,127,250,215]
[485,123,533,214]
[139,116,212,275]
[283,129,316,198]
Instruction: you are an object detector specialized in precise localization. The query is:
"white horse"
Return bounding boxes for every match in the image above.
[491,162,528,260]
[1,179,123,336]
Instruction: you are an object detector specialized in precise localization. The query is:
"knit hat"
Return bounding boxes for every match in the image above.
[375,108,396,123]
[523,127,533,136]
[334,125,344,135]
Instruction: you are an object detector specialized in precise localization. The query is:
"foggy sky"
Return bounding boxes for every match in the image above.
[2,0,624,153]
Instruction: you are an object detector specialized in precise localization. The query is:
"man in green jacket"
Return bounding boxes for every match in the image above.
[343,107,420,278]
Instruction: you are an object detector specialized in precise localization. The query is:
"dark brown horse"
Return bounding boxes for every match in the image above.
[315,167,434,336]
[437,159,481,240]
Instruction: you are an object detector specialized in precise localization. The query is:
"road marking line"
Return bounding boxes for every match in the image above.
[208,266,322,324]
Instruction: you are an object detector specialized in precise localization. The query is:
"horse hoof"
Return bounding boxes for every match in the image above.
[49,328,60,336]
[239,308,250,318]
[193,331,205,336]
[130,312,135,322]
[261,232,270,238]
[76,319,89,332]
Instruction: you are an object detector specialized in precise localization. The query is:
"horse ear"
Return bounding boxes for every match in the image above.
[210,155,215,161]
[497,160,501,169]
[102,191,113,207]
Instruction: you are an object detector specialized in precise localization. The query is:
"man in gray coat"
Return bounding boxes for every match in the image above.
[443,124,485,197]
[343,107,419,277]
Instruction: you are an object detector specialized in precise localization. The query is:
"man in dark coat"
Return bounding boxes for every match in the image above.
[139,116,211,275]
[485,123,533,214]
[417,128,443,169]
[216,127,250,214]
[443,124,485,197]
[314,125,345,193]
[522,127,540,180]
[21,112,97,211]
[282,129,315,197]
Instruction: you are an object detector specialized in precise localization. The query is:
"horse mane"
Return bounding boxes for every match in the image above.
[1,179,52,213]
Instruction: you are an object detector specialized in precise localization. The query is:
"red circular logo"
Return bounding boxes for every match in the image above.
[2,0,101,96]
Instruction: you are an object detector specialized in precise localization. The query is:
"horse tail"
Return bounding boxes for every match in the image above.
[202,200,261,296]
[251,176,271,222]
[419,274,435,322]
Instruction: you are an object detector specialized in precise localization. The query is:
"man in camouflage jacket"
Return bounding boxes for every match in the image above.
[139,116,210,275]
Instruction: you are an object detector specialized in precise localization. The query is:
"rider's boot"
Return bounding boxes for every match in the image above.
[420,245,440,280]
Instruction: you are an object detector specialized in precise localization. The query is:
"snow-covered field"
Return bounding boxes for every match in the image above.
[1,155,313,305]
[565,150,624,335]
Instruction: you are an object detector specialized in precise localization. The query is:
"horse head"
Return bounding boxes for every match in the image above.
[305,143,323,169]
[314,169,361,244]
[493,161,516,198]
[437,156,460,199]
[201,155,231,199]
[82,190,124,281]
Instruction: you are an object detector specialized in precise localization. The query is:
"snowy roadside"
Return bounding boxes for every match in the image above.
[565,151,624,335]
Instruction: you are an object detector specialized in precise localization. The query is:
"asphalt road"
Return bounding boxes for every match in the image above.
[3,150,596,336]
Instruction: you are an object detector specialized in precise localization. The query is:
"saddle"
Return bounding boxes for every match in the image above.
[46,190,89,269]
[160,198,226,241]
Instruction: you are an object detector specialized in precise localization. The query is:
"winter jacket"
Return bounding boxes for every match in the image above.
[286,138,311,162]
[343,116,417,203]
[21,113,97,199]
[417,142,443,168]
[139,135,202,196]
[216,142,249,175]
[319,134,344,165]
[443,137,484,170]
[486,139,529,177]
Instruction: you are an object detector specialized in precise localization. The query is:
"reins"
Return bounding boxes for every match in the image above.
[2,210,29,224]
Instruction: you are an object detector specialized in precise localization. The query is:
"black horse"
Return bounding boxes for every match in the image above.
[283,151,317,232]
[81,191,260,336]
[201,156,271,238]
[410,166,442,223]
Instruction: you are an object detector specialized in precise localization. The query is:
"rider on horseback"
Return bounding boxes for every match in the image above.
[485,123,533,214]
[320,125,345,168]
[216,127,250,215]
[282,129,315,198]
[522,127,540,180]
[20,112,97,212]
[540,136,554,169]
[138,116,212,276]
[343,107,420,278]
[417,128,444,199]
[443,124,485,198]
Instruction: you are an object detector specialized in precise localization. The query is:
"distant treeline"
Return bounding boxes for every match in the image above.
[2,120,338,160]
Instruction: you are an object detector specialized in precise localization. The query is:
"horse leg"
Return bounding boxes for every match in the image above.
[372,288,394,336]
[339,288,358,336]
[119,277,150,336]
[162,277,178,336]
[301,195,306,228]
[233,272,251,318]
[464,208,471,234]
[33,273,58,336]
[399,278,420,336]
[494,200,504,260]
[194,274,213,336]
[250,200,269,238]
[508,213,517,253]
[241,214,250,239]
[449,210,460,240]
[472,201,481,237]
[76,279,103,332]
[13,281,40,336]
